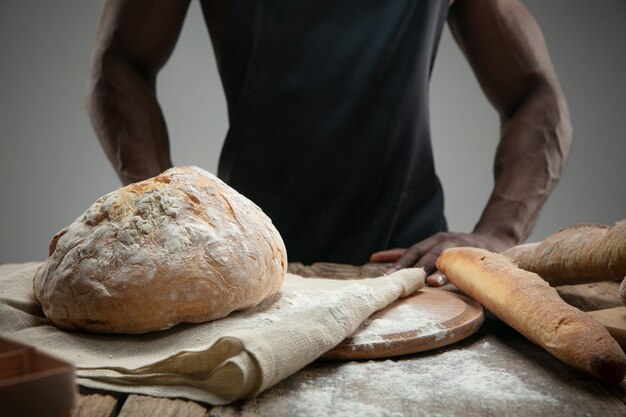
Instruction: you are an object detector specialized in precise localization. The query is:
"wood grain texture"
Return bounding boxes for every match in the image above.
[68,262,626,416]
[482,316,626,415]
[288,262,388,279]
[556,281,622,311]
[212,318,626,417]
[589,307,626,349]
[610,381,626,406]
[116,395,208,417]
[72,393,119,417]
[323,288,484,359]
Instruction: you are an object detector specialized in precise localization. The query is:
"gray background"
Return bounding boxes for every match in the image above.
[1,1,625,262]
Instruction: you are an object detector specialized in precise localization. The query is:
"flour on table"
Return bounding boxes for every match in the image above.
[211,340,560,417]
[351,304,445,348]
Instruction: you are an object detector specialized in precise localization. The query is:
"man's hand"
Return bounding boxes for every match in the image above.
[370,232,514,287]
[374,0,572,287]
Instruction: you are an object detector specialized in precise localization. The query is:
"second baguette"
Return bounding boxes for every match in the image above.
[436,247,626,384]
[502,221,626,285]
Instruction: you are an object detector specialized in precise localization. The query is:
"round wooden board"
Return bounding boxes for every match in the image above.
[321,288,484,360]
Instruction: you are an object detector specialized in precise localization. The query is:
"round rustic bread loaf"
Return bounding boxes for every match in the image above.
[33,166,287,334]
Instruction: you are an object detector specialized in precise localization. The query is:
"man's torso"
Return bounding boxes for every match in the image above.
[199,0,449,264]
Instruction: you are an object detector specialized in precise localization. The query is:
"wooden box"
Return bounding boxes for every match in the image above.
[0,336,76,417]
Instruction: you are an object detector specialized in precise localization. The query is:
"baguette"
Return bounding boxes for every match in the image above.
[437,247,626,384]
[502,221,626,285]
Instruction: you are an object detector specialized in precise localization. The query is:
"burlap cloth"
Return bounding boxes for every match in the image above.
[0,263,424,405]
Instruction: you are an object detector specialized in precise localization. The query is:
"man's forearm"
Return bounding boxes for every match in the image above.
[372,0,573,282]
[88,52,173,185]
[473,81,572,246]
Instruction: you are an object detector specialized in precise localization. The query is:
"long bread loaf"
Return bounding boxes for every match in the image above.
[502,221,626,285]
[436,247,626,384]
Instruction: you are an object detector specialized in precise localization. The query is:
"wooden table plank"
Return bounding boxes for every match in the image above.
[68,262,625,417]
[556,281,623,311]
[288,261,388,279]
[610,381,626,406]
[210,314,626,417]
[117,395,208,417]
[483,315,626,416]
[72,393,120,417]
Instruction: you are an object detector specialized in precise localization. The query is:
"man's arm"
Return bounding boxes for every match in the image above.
[87,0,191,185]
[371,0,572,285]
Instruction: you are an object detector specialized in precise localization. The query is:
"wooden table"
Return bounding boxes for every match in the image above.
[70,263,626,417]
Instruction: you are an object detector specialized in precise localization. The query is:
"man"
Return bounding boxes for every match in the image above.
[87,0,572,286]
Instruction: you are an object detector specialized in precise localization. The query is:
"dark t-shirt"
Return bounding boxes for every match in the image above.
[214,0,449,264]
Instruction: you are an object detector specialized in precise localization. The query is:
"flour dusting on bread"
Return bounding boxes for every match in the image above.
[33,166,287,334]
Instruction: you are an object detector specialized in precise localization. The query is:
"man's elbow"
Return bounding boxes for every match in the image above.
[85,49,154,123]
[516,76,573,162]
[531,78,573,182]
[542,80,573,165]
[86,49,118,117]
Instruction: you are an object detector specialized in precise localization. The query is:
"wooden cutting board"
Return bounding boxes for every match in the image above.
[588,306,626,349]
[322,288,484,360]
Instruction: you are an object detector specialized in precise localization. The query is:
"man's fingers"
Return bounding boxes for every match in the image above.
[387,241,436,273]
[415,241,457,282]
[380,233,455,275]
[426,271,448,287]
[379,231,499,280]
[415,251,440,276]
[370,248,407,263]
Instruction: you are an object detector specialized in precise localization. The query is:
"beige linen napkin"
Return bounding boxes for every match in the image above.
[0,262,424,405]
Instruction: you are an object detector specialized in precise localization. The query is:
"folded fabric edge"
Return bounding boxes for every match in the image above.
[76,343,260,405]
[76,336,262,404]
[243,267,427,397]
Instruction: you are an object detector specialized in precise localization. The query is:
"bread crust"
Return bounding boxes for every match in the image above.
[503,221,626,285]
[437,247,626,384]
[33,166,287,334]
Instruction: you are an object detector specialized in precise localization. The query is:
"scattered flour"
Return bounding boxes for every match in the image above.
[351,303,445,348]
[227,286,362,329]
[231,283,447,354]
[234,282,449,354]
[211,340,560,417]
[213,389,402,417]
